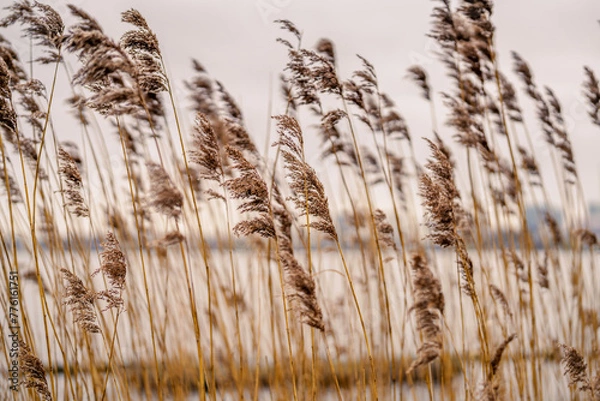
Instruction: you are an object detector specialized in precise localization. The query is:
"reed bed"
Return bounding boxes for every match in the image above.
[0,1,599,400]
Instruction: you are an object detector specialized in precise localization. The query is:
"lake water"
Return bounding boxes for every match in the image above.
[5,245,598,400]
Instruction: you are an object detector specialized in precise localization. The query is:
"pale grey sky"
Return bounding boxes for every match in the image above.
[4,0,600,204]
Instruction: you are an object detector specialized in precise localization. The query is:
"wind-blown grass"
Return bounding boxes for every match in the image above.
[0,1,599,400]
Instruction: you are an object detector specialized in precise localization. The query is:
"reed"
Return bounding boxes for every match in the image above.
[0,1,599,400]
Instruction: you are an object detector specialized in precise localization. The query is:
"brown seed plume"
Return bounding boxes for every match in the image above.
[537,254,550,289]
[223,147,275,238]
[216,80,243,123]
[407,253,444,374]
[65,5,164,123]
[498,73,523,123]
[120,9,167,94]
[0,59,18,137]
[575,228,598,248]
[280,73,297,113]
[0,158,22,203]
[0,0,64,64]
[544,212,562,246]
[386,150,405,201]
[315,38,335,64]
[0,34,27,84]
[512,52,578,184]
[19,137,47,180]
[374,209,396,251]
[477,333,517,400]
[93,232,127,310]
[154,230,185,248]
[225,117,259,158]
[275,19,301,43]
[18,340,53,400]
[15,78,48,136]
[545,87,578,183]
[189,112,222,183]
[489,284,513,322]
[58,146,89,217]
[559,343,593,394]
[146,161,183,219]
[583,67,600,127]
[273,115,337,240]
[186,59,218,119]
[319,109,348,160]
[272,189,324,330]
[61,268,100,333]
[277,20,340,111]
[419,137,476,296]
[490,334,516,377]
[419,138,460,247]
[407,65,431,100]
[517,146,540,185]
[279,250,325,330]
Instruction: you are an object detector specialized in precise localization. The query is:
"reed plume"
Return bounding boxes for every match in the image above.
[374,209,396,251]
[517,146,540,186]
[477,333,516,400]
[93,232,127,310]
[216,81,243,123]
[407,65,431,101]
[419,137,476,296]
[545,87,578,183]
[189,112,222,183]
[0,158,22,203]
[319,109,347,160]
[558,343,596,396]
[0,34,26,82]
[273,114,337,240]
[512,52,579,184]
[0,0,64,64]
[275,199,325,330]
[61,268,101,333]
[407,253,444,374]
[583,66,600,127]
[120,9,167,95]
[489,284,513,323]
[419,138,460,248]
[277,19,341,112]
[223,147,275,238]
[65,6,164,124]
[536,254,550,290]
[19,137,47,179]
[15,78,48,137]
[279,251,325,331]
[386,150,405,200]
[146,161,183,219]
[154,230,185,248]
[186,60,219,119]
[225,117,259,158]
[350,54,411,143]
[0,58,18,136]
[315,38,335,64]
[575,228,597,248]
[498,73,523,123]
[57,145,89,217]
[18,340,53,401]
[544,212,562,246]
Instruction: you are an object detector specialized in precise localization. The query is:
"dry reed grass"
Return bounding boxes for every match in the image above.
[0,1,598,400]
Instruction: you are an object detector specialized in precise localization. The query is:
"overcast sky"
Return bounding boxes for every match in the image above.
[4,0,600,205]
